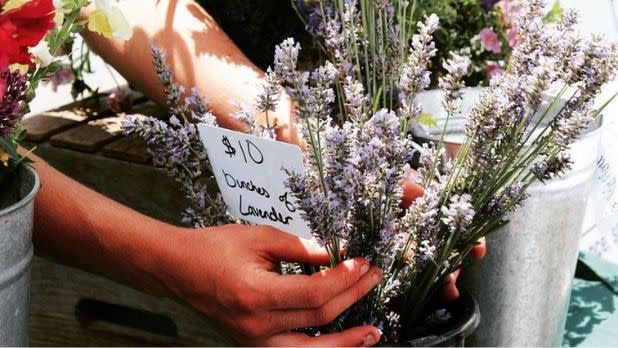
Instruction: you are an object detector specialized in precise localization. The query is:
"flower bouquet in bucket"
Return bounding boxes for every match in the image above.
[0,0,62,208]
[0,0,132,207]
[124,0,617,344]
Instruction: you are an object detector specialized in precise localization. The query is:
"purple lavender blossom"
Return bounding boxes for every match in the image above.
[232,101,277,140]
[531,154,573,182]
[123,45,235,227]
[441,194,475,237]
[294,0,330,38]
[273,38,301,81]
[0,69,27,137]
[150,44,190,118]
[256,70,282,116]
[398,14,439,122]
[343,76,368,120]
[439,53,471,115]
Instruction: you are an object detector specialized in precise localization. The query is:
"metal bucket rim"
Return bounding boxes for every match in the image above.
[415,85,605,146]
[418,114,605,145]
[0,165,40,217]
[404,291,481,346]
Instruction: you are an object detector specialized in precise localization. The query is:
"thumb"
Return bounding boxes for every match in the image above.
[260,226,331,265]
[401,167,424,209]
[400,178,424,209]
[263,325,382,347]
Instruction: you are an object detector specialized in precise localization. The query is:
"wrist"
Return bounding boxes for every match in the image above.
[131,222,190,296]
[144,224,219,299]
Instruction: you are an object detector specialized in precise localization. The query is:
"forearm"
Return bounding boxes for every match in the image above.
[81,0,298,144]
[22,156,383,345]
[29,152,177,295]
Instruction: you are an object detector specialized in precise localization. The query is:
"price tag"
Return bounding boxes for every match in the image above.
[197,124,312,239]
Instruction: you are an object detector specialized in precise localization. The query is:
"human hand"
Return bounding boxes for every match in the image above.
[400,170,486,301]
[159,224,383,346]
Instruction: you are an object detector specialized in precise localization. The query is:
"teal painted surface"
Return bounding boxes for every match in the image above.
[564,253,618,347]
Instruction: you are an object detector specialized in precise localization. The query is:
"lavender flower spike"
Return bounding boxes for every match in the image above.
[398,14,440,120]
[438,53,471,116]
[273,38,301,81]
[441,194,475,237]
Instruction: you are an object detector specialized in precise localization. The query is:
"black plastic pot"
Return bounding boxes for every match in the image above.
[398,292,480,347]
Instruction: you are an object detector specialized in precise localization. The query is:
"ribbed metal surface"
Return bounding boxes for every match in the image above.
[461,122,601,346]
[1,166,40,346]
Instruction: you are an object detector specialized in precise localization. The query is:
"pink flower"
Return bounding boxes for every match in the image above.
[44,65,74,92]
[506,28,520,47]
[486,62,504,81]
[496,0,522,28]
[479,28,502,54]
[107,88,135,114]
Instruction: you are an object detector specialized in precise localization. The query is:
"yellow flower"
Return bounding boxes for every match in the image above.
[87,0,132,41]
[0,149,10,167]
[9,64,29,75]
[2,0,29,12]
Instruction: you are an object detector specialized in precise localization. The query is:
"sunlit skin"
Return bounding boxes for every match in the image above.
[27,0,485,346]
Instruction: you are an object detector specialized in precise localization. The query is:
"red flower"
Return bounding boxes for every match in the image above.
[0,56,7,101]
[0,0,55,65]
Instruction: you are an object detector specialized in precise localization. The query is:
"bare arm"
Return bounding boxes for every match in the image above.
[80,0,299,144]
[28,151,382,346]
[30,152,169,294]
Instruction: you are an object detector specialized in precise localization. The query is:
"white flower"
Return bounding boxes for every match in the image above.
[53,0,69,25]
[88,0,133,41]
[29,41,54,68]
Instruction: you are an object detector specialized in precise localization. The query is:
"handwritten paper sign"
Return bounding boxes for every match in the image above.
[197,124,312,239]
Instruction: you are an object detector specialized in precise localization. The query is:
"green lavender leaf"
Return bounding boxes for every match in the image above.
[0,137,18,160]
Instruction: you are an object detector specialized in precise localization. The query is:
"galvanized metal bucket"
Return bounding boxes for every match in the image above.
[417,88,602,347]
[0,165,40,346]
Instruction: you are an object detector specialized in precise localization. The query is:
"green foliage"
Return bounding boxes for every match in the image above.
[69,41,98,100]
[0,137,19,161]
[2,0,91,190]
[412,0,499,86]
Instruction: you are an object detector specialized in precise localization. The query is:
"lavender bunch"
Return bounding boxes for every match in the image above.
[122,45,232,227]
[123,44,284,227]
[279,0,618,342]
[293,0,440,125]
[396,0,618,331]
